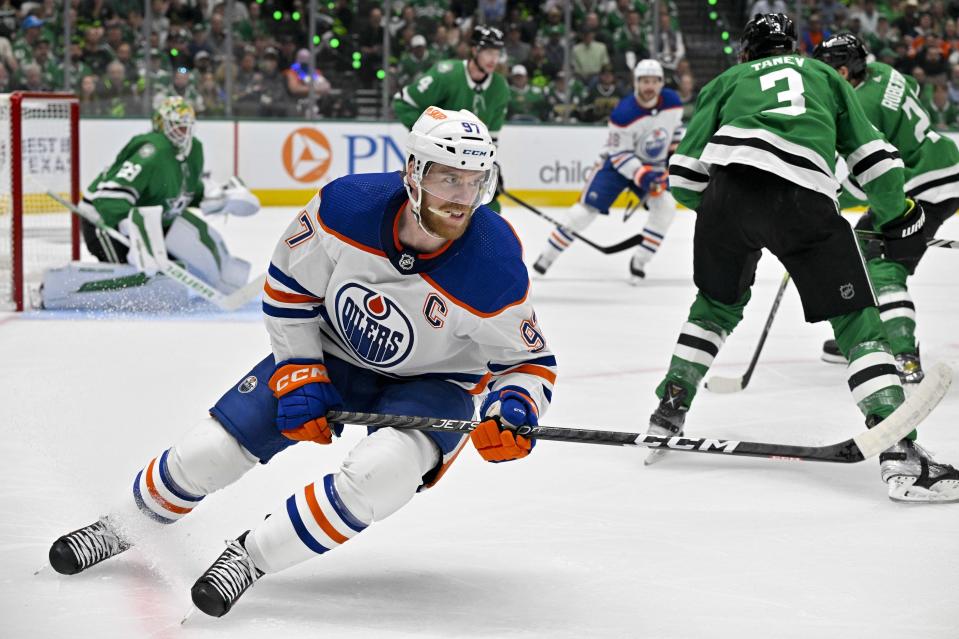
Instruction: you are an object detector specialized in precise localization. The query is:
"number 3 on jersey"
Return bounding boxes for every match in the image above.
[759,68,806,117]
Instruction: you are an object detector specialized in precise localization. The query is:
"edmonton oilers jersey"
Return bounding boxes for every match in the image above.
[602,88,685,179]
[262,172,557,416]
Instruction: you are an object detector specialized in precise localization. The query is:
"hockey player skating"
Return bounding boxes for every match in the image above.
[648,14,958,502]
[41,96,260,309]
[393,25,510,212]
[812,33,959,384]
[531,59,683,283]
[47,107,558,616]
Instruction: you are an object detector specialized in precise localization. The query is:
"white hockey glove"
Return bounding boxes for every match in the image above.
[120,205,168,276]
[200,176,260,217]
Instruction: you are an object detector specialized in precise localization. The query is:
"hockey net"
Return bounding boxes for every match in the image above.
[0,92,80,311]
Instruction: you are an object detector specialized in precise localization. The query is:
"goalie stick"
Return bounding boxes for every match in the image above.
[43,188,264,311]
[330,362,950,463]
[500,189,647,255]
[706,272,791,394]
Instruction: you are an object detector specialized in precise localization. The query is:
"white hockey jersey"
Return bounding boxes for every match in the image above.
[601,88,685,181]
[262,172,557,418]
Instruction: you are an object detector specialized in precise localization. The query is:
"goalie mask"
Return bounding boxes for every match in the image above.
[404,106,498,238]
[153,96,196,159]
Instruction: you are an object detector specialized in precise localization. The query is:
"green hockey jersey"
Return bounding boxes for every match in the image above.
[669,55,907,226]
[393,59,510,142]
[840,62,959,208]
[85,131,205,230]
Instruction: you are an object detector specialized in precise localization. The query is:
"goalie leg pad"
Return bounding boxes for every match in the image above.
[131,417,258,524]
[165,211,250,293]
[40,261,189,311]
[244,429,438,574]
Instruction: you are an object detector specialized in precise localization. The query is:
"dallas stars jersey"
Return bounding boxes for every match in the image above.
[263,171,556,418]
[394,59,510,142]
[841,62,959,207]
[84,131,205,230]
[669,55,906,226]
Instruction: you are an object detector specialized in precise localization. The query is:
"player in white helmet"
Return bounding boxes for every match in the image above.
[532,59,684,283]
[47,106,557,618]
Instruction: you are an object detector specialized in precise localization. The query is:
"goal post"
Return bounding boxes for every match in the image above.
[0,92,80,311]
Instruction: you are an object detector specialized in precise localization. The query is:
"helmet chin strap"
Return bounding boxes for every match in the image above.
[469,55,489,85]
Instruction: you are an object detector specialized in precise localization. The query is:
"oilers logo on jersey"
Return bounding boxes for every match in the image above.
[641,127,670,159]
[334,282,416,368]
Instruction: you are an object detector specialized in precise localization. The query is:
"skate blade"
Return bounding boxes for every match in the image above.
[644,449,670,466]
[181,606,199,625]
[887,478,959,504]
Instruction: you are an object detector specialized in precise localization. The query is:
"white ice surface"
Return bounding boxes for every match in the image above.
[1,205,957,639]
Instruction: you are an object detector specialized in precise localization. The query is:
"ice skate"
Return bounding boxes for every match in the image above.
[644,382,688,466]
[628,253,646,286]
[894,352,924,384]
[49,517,130,575]
[821,339,848,364]
[532,252,554,276]
[191,531,263,617]
[880,439,959,503]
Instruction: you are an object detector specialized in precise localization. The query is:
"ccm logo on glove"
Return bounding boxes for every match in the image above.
[271,364,330,393]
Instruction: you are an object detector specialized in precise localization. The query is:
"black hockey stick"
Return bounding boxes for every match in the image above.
[500,189,646,255]
[854,229,959,249]
[705,272,791,394]
[328,363,949,464]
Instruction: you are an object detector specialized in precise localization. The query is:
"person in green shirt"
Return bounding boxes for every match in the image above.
[506,64,548,122]
[652,15,957,503]
[926,83,959,129]
[397,34,435,86]
[813,34,959,395]
[393,25,510,210]
[77,96,259,296]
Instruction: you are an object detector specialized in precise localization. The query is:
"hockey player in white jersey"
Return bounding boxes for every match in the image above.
[46,107,558,617]
[532,59,684,282]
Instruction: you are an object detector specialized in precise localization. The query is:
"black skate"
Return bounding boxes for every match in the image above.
[628,254,646,285]
[894,352,924,384]
[644,382,688,466]
[880,439,959,503]
[191,531,263,617]
[532,254,552,276]
[821,339,848,364]
[49,517,130,575]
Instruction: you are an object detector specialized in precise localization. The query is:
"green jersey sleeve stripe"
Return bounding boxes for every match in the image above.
[845,139,895,170]
[669,153,710,178]
[905,165,959,199]
[853,154,904,186]
[668,165,710,192]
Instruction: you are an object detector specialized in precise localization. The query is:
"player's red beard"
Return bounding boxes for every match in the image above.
[420,201,474,240]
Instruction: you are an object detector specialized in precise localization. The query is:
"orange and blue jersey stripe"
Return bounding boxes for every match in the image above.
[286,474,367,555]
[132,449,204,524]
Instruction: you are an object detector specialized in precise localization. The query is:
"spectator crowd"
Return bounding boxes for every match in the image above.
[748,0,959,128]
[2,0,956,130]
[0,0,689,124]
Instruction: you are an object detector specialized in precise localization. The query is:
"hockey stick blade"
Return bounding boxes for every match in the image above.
[500,189,645,255]
[703,375,745,394]
[328,364,950,464]
[854,229,958,249]
[705,272,791,394]
[851,361,952,459]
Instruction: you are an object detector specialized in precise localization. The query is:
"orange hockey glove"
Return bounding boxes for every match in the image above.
[269,359,343,445]
[471,388,538,462]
